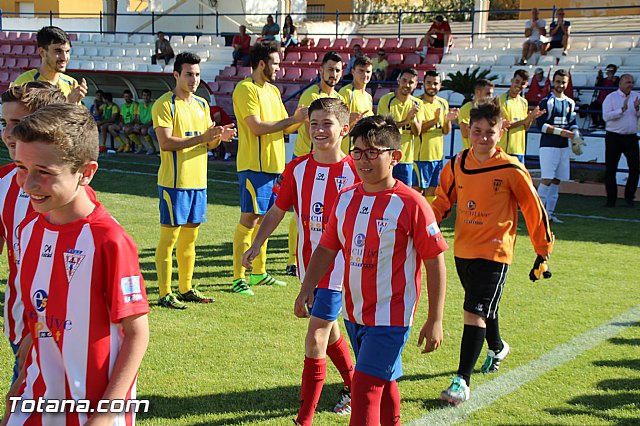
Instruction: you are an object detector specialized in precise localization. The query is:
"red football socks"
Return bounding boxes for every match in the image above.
[326,334,354,389]
[296,357,326,426]
[381,380,401,426]
[349,370,386,426]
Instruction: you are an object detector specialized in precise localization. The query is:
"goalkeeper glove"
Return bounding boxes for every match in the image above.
[529,254,552,282]
[571,130,586,156]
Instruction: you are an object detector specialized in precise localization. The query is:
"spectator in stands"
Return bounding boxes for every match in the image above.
[261,14,280,42]
[90,89,105,121]
[371,48,390,81]
[96,92,119,152]
[344,44,363,80]
[109,89,142,153]
[152,31,175,66]
[602,74,640,207]
[519,8,547,65]
[281,15,299,50]
[210,104,235,161]
[138,88,158,155]
[590,64,620,130]
[545,8,570,56]
[12,26,87,104]
[526,67,550,106]
[421,15,452,56]
[458,79,495,149]
[232,25,252,67]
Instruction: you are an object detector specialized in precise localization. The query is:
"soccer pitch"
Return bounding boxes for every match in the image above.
[1,153,638,425]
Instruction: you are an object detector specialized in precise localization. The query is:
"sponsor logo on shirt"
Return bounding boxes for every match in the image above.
[18,190,29,198]
[354,233,366,247]
[32,289,48,313]
[316,172,326,181]
[467,200,476,210]
[121,276,144,303]
[41,244,53,258]
[427,222,440,237]
[335,176,348,192]
[359,206,370,215]
[30,289,72,341]
[64,249,85,283]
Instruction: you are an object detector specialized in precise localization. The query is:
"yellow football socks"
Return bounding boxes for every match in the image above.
[233,223,253,280]
[176,226,199,294]
[426,195,436,204]
[287,216,297,265]
[250,223,268,276]
[155,225,180,297]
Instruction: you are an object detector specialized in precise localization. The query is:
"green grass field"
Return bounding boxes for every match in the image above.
[0,152,638,425]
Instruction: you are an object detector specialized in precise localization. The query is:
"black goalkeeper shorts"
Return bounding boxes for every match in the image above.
[455,257,509,319]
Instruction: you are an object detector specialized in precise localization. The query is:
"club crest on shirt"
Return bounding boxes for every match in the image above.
[335,176,348,192]
[376,219,389,236]
[493,179,503,192]
[64,249,85,283]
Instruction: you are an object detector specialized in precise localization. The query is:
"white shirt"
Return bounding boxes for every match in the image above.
[525,19,547,41]
[602,89,640,135]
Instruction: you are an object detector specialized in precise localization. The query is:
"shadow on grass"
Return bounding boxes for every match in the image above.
[138,382,344,425]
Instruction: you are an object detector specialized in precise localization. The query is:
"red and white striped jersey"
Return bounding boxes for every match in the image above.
[320,181,448,327]
[0,163,32,345]
[275,154,359,290]
[8,203,149,426]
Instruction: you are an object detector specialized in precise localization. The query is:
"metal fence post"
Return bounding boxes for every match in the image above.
[336,10,339,38]
[151,11,155,35]
[471,8,475,41]
[215,11,219,36]
[397,9,403,39]
[99,11,103,34]
[49,10,53,26]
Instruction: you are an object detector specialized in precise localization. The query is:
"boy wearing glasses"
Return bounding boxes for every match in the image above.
[244,98,358,423]
[295,115,448,425]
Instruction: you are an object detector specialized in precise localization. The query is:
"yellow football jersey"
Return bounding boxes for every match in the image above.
[498,92,529,156]
[294,85,347,157]
[152,91,212,189]
[458,101,473,149]
[377,92,422,164]
[339,84,374,154]
[12,69,78,97]
[233,77,288,173]
[416,96,449,161]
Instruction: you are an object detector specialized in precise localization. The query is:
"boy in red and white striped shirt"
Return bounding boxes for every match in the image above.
[243,98,358,424]
[0,82,69,385]
[295,115,448,425]
[5,104,149,426]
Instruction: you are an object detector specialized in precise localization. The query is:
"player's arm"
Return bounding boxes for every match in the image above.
[431,160,456,222]
[244,105,307,136]
[536,102,574,138]
[418,252,447,353]
[294,245,339,318]
[242,205,287,269]
[84,314,149,426]
[155,124,235,151]
[512,170,554,258]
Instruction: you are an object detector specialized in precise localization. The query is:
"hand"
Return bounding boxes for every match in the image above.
[622,95,630,112]
[434,108,441,120]
[242,245,259,270]
[293,105,309,123]
[349,111,367,125]
[445,108,459,121]
[560,129,575,139]
[294,288,314,318]
[528,106,546,121]
[634,97,640,111]
[502,119,512,130]
[407,104,420,120]
[218,123,237,142]
[417,318,443,353]
[68,78,88,104]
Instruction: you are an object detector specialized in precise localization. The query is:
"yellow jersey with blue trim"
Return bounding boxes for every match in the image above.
[294,85,347,157]
[377,92,422,164]
[339,84,374,154]
[233,77,288,173]
[498,92,529,156]
[458,101,472,149]
[416,96,449,161]
[152,91,213,189]
[12,69,77,97]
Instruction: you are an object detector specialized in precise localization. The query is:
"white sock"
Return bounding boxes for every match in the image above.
[422,46,428,56]
[547,184,560,216]
[537,183,550,211]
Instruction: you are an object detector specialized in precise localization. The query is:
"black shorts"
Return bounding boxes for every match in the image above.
[455,257,509,319]
[549,39,563,49]
[432,39,445,48]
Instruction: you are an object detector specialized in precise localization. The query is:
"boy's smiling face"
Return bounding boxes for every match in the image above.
[351,137,400,188]
[310,109,349,152]
[15,140,94,224]
[1,101,31,159]
[469,117,502,158]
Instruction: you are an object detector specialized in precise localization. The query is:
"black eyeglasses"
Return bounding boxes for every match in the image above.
[350,148,395,160]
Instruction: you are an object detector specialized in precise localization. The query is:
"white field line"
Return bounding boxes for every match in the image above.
[557,213,640,224]
[101,168,238,185]
[409,304,640,426]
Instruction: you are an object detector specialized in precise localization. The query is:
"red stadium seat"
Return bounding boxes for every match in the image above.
[332,38,348,50]
[0,71,9,81]
[316,38,331,49]
[237,66,252,79]
[0,58,4,69]
[382,38,400,50]
[10,45,24,55]
[215,81,235,95]
[4,58,17,69]
[0,45,10,55]
[20,45,36,56]
[403,53,422,66]
[8,71,21,81]
[423,54,441,65]
[387,53,403,65]
[220,66,237,77]
[364,38,381,52]
[285,67,302,82]
[283,51,301,64]
[207,81,220,92]
[15,58,29,69]
[6,32,19,42]
[373,87,393,104]
[348,38,364,50]
[276,67,286,80]
[300,51,317,63]
[299,68,318,82]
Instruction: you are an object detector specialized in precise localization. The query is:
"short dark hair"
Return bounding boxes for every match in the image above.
[36,26,70,49]
[473,78,494,92]
[1,81,66,113]
[513,69,530,81]
[350,115,401,150]
[123,89,133,96]
[553,69,569,80]
[398,68,418,80]
[141,88,152,96]
[309,98,350,126]
[103,92,113,102]
[95,89,104,95]
[469,97,502,128]
[354,55,373,68]
[173,52,201,74]
[13,104,98,172]
[424,70,439,79]
[250,41,279,70]
[322,51,343,65]
[605,64,618,73]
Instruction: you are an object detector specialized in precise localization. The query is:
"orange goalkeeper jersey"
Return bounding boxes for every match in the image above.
[432,148,553,264]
